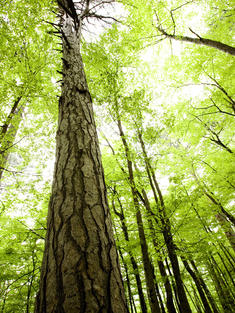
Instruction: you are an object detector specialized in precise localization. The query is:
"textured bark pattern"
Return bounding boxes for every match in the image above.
[35,10,128,313]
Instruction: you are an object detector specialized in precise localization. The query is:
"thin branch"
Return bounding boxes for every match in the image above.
[17,219,45,240]
[0,166,22,174]
[155,24,235,56]
[169,10,176,35]
[193,115,233,153]
[171,0,196,12]
[205,73,235,112]
[0,136,27,154]
[209,98,235,117]
[189,27,201,39]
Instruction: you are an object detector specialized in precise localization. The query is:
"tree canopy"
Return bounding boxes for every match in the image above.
[0,0,234,312]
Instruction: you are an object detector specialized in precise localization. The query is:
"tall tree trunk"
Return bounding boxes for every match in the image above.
[190,260,220,313]
[216,212,235,251]
[219,243,235,270]
[207,256,234,312]
[155,279,166,313]
[35,2,128,312]
[190,284,203,313]
[217,251,235,290]
[181,257,213,313]
[136,208,161,313]
[137,128,192,313]
[192,167,235,247]
[116,116,161,313]
[211,255,235,299]
[118,242,135,313]
[111,195,148,313]
[165,259,182,313]
[142,189,177,313]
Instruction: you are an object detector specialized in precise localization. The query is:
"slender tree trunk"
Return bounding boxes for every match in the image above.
[116,117,161,313]
[155,280,166,313]
[137,128,192,313]
[165,259,182,313]
[26,249,37,313]
[142,189,177,313]
[0,96,23,181]
[192,168,235,249]
[216,212,235,251]
[217,252,235,290]
[157,260,176,313]
[118,244,135,313]
[111,196,148,313]
[136,208,161,313]
[207,257,234,312]
[219,243,235,269]
[191,284,203,313]
[35,2,128,312]
[211,255,235,300]
[129,256,148,313]
[190,260,220,313]
[204,190,235,227]
[181,257,213,313]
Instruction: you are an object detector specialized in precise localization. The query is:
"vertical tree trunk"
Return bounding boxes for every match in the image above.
[181,257,213,313]
[211,255,235,300]
[26,247,37,313]
[207,256,234,312]
[136,208,161,313]
[165,259,182,313]
[111,195,148,313]
[116,116,161,313]
[142,189,177,313]
[154,279,166,313]
[137,128,192,313]
[190,260,220,313]
[216,213,235,251]
[35,2,128,313]
[191,284,203,313]
[118,244,135,313]
[217,251,235,290]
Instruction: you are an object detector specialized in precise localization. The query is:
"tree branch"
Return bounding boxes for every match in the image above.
[155,25,235,56]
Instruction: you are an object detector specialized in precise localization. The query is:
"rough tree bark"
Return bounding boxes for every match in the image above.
[35,1,128,312]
